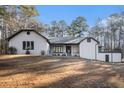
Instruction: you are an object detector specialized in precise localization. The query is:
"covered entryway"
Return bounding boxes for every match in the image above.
[66,46,71,56]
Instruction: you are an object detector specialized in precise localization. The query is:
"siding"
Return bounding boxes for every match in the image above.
[79,39,97,59]
[9,31,49,55]
[79,38,122,62]
[72,45,79,56]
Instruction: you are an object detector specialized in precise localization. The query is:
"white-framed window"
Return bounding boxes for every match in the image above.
[53,45,63,53]
[23,41,34,50]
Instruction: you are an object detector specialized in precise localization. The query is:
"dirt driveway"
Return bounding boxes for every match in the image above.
[0,55,124,88]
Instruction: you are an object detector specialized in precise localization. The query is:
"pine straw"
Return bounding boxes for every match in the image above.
[0,55,124,88]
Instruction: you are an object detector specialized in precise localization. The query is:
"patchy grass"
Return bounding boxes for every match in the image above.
[0,55,124,88]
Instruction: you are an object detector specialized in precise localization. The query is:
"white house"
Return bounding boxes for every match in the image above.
[79,37,99,59]
[7,29,122,62]
[79,37,122,62]
[8,29,50,55]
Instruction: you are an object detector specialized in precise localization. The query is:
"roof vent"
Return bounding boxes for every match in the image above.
[27,31,30,35]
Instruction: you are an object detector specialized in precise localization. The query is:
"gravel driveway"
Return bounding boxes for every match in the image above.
[0,55,124,88]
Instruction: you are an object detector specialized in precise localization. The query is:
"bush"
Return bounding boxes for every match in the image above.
[62,53,66,56]
[41,50,45,55]
[25,47,31,54]
[26,50,30,54]
[8,47,17,54]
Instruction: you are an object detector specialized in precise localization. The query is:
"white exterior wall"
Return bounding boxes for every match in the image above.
[9,31,49,55]
[71,45,79,56]
[79,39,97,59]
[63,45,66,53]
[95,45,122,62]
[79,38,122,62]
[96,53,121,62]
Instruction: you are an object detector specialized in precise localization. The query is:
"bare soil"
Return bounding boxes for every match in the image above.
[0,55,124,88]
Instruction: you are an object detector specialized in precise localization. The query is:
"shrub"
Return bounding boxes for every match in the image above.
[41,50,45,55]
[25,47,31,54]
[26,50,30,54]
[8,47,17,54]
[62,53,66,56]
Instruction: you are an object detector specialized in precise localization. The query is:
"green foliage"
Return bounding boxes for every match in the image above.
[8,47,17,54]
[70,16,89,37]
[0,7,6,15]
[19,5,39,17]
[41,50,45,55]
[0,5,40,54]
[49,20,68,37]
[44,16,89,37]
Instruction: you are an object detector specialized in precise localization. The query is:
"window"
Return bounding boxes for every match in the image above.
[22,41,34,50]
[52,45,63,53]
[27,31,30,35]
[87,38,91,42]
[27,41,30,48]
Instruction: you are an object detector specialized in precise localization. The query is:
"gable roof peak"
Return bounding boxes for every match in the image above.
[7,29,50,43]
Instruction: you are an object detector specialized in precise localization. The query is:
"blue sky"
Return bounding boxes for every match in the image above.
[36,5,124,26]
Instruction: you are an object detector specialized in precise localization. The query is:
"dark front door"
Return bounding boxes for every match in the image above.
[105,55,109,62]
[66,46,71,56]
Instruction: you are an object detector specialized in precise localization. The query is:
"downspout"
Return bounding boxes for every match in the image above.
[95,44,98,60]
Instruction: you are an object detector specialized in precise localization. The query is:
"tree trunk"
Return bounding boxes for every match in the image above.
[3,26,7,54]
[118,26,122,49]
[111,31,113,62]
[113,31,116,49]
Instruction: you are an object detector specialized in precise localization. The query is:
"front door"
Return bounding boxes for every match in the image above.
[66,46,71,56]
[105,55,109,62]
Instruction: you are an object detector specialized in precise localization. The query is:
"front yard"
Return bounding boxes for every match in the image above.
[0,55,124,88]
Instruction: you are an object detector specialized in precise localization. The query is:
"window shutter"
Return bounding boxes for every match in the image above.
[23,41,26,50]
[31,41,34,50]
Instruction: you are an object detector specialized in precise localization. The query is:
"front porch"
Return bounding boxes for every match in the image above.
[50,44,79,57]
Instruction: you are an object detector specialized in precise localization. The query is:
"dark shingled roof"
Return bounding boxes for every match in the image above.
[48,37,84,44]
[48,37,99,44]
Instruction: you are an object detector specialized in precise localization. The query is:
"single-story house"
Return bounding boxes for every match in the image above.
[7,29,122,62]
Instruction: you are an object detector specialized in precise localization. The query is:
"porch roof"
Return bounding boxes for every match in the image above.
[48,37,84,44]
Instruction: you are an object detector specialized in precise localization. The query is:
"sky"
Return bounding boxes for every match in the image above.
[36,5,124,26]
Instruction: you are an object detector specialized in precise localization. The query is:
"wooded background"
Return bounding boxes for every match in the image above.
[0,5,124,56]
